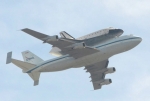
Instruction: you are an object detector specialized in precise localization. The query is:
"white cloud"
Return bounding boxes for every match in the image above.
[96,0,150,18]
[0,22,12,39]
[128,73,150,101]
[0,90,19,101]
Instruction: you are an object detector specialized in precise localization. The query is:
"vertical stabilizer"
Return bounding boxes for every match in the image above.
[6,52,12,64]
[22,50,43,65]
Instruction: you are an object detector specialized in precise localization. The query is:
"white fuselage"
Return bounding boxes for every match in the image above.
[27,35,142,73]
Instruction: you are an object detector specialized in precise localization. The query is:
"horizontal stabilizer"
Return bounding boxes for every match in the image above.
[12,59,40,85]
[6,51,41,86]
[11,59,36,72]
[34,80,39,86]
[6,52,12,64]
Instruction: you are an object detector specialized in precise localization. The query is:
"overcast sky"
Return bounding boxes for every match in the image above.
[0,0,150,101]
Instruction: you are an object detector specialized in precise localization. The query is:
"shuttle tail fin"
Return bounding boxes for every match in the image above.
[60,31,75,39]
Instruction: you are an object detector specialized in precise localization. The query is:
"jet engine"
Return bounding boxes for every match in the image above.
[72,42,86,49]
[43,35,58,43]
[105,67,116,74]
[101,79,112,85]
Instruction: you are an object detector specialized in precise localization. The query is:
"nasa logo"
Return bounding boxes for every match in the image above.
[25,57,34,61]
[25,52,29,54]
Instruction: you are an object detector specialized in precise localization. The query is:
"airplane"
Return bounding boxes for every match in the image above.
[6,27,142,90]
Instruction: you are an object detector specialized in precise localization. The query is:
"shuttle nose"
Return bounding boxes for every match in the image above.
[116,29,124,36]
[118,29,124,34]
[109,29,124,36]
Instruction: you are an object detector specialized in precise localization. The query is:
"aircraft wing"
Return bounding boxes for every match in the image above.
[85,60,110,90]
[62,46,99,59]
[22,28,99,58]
[22,28,79,49]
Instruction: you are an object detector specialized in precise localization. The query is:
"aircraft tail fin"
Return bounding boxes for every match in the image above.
[22,50,44,65]
[6,52,12,64]
[6,52,41,86]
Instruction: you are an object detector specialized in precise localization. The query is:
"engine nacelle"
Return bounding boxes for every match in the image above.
[44,35,58,43]
[72,42,86,49]
[105,67,116,74]
[101,79,112,85]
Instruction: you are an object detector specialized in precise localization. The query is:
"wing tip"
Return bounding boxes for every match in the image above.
[21,28,28,31]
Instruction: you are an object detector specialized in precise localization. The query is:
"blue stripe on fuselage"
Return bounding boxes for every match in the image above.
[26,55,69,73]
[26,37,139,73]
[95,37,139,48]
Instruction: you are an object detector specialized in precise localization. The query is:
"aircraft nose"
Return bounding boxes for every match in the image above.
[137,37,142,42]
[133,35,142,41]
[132,36,142,45]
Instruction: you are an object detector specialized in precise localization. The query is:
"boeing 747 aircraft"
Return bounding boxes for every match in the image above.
[6,27,142,90]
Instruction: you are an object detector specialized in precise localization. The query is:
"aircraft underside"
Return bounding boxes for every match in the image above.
[6,28,142,90]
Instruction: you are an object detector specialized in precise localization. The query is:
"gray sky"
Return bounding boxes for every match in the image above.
[0,0,150,101]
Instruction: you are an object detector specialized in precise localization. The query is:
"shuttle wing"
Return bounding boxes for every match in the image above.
[22,28,99,59]
[85,60,110,90]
